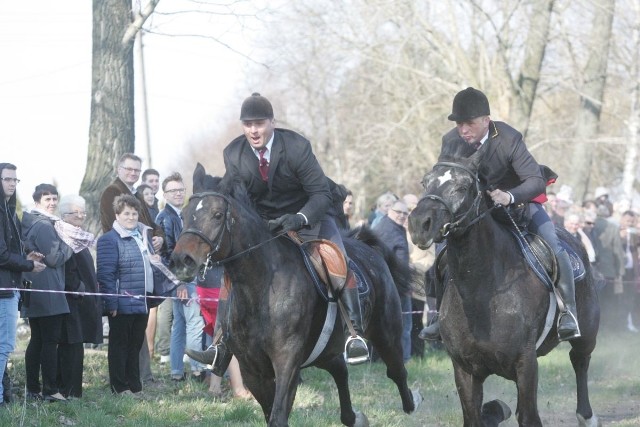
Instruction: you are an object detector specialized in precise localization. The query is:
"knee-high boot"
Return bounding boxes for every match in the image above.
[186,280,233,376]
[418,266,444,341]
[341,271,370,365]
[556,249,581,341]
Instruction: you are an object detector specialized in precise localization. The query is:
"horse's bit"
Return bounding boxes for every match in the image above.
[181,191,285,280]
[181,191,235,280]
[421,161,495,236]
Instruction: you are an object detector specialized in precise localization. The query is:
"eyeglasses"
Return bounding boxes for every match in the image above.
[119,166,142,173]
[1,177,20,183]
[392,209,409,216]
[63,211,87,217]
[165,188,186,194]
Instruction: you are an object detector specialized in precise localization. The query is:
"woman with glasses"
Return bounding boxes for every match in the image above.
[55,195,101,398]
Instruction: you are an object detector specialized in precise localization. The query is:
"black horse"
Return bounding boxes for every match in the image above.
[170,164,419,427]
[408,151,600,427]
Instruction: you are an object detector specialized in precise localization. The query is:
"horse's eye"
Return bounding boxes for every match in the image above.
[213,212,224,221]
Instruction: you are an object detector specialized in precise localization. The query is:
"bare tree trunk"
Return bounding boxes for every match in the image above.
[621,0,640,207]
[80,0,159,235]
[567,0,616,201]
[509,0,555,134]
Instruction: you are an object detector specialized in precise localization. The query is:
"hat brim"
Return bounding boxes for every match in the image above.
[448,113,481,122]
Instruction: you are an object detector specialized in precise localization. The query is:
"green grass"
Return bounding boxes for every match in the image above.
[2,331,639,426]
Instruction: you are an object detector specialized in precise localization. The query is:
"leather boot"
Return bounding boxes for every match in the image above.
[418,313,441,341]
[186,341,232,377]
[419,264,444,341]
[341,274,369,365]
[555,250,581,341]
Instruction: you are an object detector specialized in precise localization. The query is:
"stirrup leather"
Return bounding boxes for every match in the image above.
[344,335,369,365]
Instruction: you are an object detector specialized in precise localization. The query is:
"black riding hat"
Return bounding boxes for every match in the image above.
[448,87,490,122]
[239,93,274,121]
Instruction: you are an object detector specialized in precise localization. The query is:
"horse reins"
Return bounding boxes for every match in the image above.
[424,161,497,236]
[181,191,286,280]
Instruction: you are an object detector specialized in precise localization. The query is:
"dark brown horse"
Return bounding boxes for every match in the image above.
[170,164,420,427]
[408,151,600,427]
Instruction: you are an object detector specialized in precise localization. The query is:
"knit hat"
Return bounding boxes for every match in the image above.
[239,93,274,121]
[448,87,491,121]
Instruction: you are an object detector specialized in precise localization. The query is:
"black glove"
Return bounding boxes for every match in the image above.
[268,213,307,232]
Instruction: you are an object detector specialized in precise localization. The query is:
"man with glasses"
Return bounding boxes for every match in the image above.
[0,163,46,407]
[373,200,412,362]
[156,173,206,382]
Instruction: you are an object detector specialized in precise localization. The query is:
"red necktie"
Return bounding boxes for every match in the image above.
[258,148,269,181]
[472,142,482,150]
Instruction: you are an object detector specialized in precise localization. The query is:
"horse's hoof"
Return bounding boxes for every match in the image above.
[411,389,423,412]
[577,413,601,427]
[481,399,511,426]
[353,410,370,427]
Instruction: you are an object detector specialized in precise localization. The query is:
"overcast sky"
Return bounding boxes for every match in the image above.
[0,1,254,207]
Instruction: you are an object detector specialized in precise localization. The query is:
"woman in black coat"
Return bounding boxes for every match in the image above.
[56,195,101,398]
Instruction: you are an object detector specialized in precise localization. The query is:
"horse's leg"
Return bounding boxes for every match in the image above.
[242,369,276,423]
[368,324,416,413]
[316,355,359,427]
[266,359,303,427]
[513,351,543,427]
[452,362,484,427]
[569,345,600,426]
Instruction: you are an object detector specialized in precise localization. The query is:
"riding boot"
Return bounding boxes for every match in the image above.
[418,266,443,341]
[185,283,233,376]
[555,249,581,341]
[341,272,370,365]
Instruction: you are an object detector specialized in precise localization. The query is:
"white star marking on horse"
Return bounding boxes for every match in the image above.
[437,170,453,187]
[195,200,204,212]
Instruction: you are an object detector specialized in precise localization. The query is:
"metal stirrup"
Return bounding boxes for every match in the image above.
[344,336,369,364]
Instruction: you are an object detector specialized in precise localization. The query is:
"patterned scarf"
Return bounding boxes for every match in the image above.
[32,208,96,253]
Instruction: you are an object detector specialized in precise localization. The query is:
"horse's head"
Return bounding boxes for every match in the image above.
[170,163,233,281]
[408,150,483,249]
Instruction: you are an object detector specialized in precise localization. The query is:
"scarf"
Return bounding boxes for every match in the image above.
[32,208,95,253]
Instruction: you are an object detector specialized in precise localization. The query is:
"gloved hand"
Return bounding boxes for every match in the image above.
[268,213,307,232]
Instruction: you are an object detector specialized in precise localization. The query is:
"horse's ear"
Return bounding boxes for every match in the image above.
[193,163,207,193]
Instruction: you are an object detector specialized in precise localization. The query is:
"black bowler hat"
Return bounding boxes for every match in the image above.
[447,87,490,121]
[239,92,274,121]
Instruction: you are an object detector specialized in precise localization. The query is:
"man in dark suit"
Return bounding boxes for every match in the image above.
[419,87,581,342]
[187,93,369,375]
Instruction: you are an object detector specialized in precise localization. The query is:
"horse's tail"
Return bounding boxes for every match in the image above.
[348,226,420,297]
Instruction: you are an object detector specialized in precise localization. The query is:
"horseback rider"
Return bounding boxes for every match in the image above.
[419,87,581,342]
[186,93,370,374]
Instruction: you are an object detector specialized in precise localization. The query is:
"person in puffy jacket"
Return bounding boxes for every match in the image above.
[97,194,158,396]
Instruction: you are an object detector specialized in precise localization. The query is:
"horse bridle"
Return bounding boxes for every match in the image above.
[422,161,495,236]
[180,191,285,279]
